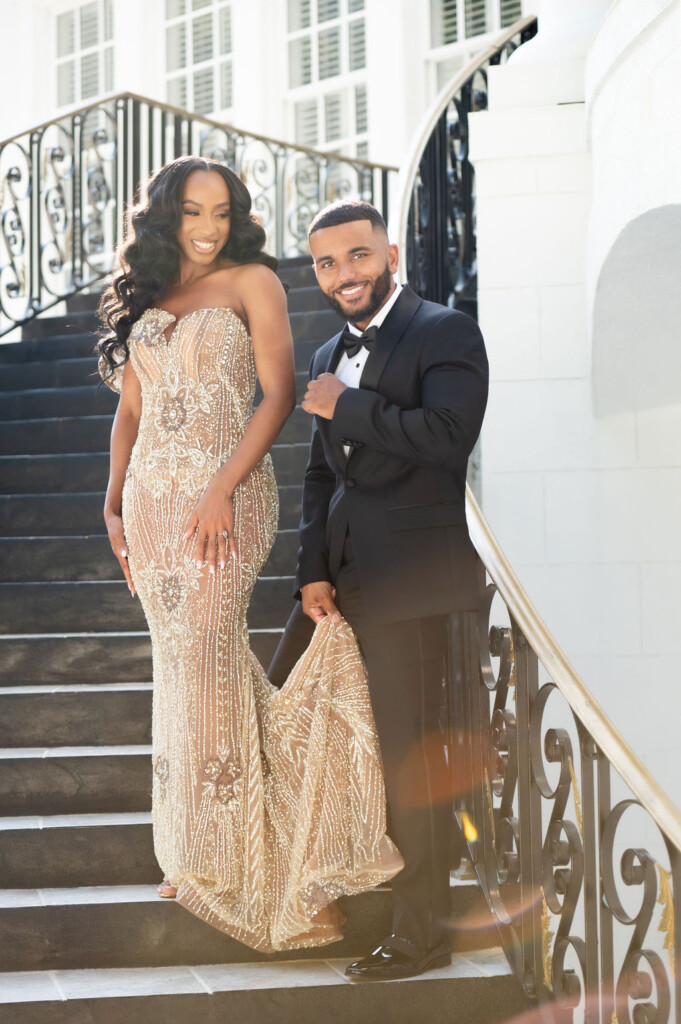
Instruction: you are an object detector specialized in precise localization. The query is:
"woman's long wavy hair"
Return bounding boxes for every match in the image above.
[96,156,277,386]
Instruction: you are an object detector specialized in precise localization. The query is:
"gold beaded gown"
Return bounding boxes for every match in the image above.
[100,306,402,952]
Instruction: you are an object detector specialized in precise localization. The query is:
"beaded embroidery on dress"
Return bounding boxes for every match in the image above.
[101,306,402,952]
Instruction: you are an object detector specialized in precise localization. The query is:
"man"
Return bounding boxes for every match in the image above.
[268,200,488,979]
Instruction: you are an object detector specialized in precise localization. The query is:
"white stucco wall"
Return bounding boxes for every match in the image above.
[472,0,681,803]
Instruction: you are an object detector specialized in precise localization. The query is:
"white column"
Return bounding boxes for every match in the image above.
[112,0,165,102]
[230,0,288,140]
[364,0,430,167]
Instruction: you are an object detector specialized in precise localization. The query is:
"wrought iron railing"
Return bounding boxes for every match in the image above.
[394,16,681,1023]
[396,15,538,319]
[0,92,396,337]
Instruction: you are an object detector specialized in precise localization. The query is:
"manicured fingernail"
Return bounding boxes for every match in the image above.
[209,564,215,574]
[196,561,202,568]
[220,561,226,569]
[231,551,237,560]
[121,549,128,558]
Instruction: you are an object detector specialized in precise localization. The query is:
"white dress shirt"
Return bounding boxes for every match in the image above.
[334,283,403,457]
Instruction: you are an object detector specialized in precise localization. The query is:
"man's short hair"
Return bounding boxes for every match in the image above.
[308,200,387,238]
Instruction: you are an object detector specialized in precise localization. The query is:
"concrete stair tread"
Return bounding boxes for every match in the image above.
[0,682,152,694]
[0,743,152,759]
[0,810,151,830]
[0,948,512,1000]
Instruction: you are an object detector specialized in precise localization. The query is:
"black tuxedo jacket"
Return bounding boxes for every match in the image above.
[294,285,489,623]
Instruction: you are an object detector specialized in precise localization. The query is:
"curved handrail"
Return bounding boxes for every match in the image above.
[466,485,681,851]
[0,90,398,173]
[391,15,538,275]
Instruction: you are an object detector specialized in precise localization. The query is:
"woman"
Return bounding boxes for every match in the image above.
[97,156,401,953]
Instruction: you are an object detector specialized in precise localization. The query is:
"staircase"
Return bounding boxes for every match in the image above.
[0,259,526,1022]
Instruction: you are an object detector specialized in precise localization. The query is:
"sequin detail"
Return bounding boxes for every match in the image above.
[104,306,402,953]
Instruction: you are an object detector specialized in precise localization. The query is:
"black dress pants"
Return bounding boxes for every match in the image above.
[268,534,452,951]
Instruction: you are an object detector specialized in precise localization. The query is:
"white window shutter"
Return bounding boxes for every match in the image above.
[348,0,364,12]
[499,0,522,28]
[465,0,489,37]
[288,0,311,32]
[166,0,186,17]
[193,13,213,64]
[348,18,365,71]
[104,46,114,90]
[220,6,232,55]
[193,66,214,113]
[103,0,114,41]
[166,23,187,72]
[167,75,188,107]
[57,12,75,58]
[81,51,100,99]
[432,0,458,46]
[317,0,340,22]
[58,60,76,105]
[324,92,344,142]
[289,36,313,88]
[354,84,367,134]
[318,26,341,79]
[295,99,319,147]
[192,0,212,9]
[220,61,233,108]
[80,3,99,49]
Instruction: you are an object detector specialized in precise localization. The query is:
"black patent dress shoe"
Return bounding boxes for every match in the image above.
[345,934,451,980]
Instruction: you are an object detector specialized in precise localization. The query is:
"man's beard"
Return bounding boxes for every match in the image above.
[324,264,393,325]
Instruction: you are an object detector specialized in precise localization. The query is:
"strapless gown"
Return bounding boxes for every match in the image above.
[99,306,402,952]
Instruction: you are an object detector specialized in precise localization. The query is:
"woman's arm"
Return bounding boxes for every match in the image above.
[103,359,143,595]
[184,264,296,571]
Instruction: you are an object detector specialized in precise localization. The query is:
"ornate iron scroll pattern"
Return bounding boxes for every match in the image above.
[448,585,680,1023]
[0,93,395,336]
[404,20,538,319]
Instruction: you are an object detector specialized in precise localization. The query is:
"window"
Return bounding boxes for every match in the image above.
[431,0,522,47]
[165,0,233,116]
[288,0,368,159]
[56,0,114,108]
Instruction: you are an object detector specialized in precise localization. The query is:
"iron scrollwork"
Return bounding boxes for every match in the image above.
[450,579,679,1023]
[0,94,394,336]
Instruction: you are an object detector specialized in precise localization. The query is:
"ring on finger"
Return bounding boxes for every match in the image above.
[221,530,229,539]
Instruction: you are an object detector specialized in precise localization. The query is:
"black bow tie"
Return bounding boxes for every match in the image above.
[341,325,378,359]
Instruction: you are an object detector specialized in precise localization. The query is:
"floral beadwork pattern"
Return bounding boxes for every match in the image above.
[129,308,176,347]
[136,549,204,622]
[203,757,242,805]
[299,878,346,916]
[154,756,170,800]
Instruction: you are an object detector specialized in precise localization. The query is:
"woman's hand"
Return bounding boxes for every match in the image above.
[105,510,136,596]
[183,479,238,572]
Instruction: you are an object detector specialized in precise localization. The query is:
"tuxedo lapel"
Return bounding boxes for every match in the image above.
[312,330,346,470]
[359,286,423,392]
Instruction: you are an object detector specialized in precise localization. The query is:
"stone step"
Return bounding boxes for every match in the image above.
[0,629,281,685]
[0,356,99,392]
[0,812,157,888]
[0,487,301,537]
[0,575,295,634]
[276,256,316,291]
[0,530,299,583]
[0,882,503,973]
[0,951,523,1024]
[0,683,152,748]
[0,334,323,391]
[285,284,330,313]
[0,405,310,455]
[0,744,152,816]
[1,372,308,420]
[0,384,118,420]
[14,308,341,347]
[0,331,99,362]
[0,443,310,493]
